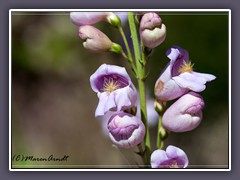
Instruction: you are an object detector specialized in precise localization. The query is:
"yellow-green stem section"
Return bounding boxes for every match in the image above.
[128,12,151,165]
[118,27,137,74]
[157,114,163,149]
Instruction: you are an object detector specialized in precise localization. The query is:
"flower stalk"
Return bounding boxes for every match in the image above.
[128,12,151,165]
[118,26,137,74]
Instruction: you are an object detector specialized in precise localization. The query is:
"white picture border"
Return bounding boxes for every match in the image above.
[9,9,231,171]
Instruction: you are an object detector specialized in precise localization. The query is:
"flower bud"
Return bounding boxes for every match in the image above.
[154,99,166,114]
[70,12,111,26]
[107,112,145,148]
[78,25,113,52]
[107,12,122,28]
[140,13,166,48]
[109,43,123,54]
[113,12,128,25]
[162,92,205,132]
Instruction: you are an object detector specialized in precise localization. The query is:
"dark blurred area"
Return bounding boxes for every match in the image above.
[11,11,229,168]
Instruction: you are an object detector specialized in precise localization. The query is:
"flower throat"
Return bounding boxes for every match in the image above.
[102,77,121,93]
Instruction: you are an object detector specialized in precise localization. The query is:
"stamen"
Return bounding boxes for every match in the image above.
[102,77,121,93]
[178,60,194,74]
[170,160,179,168]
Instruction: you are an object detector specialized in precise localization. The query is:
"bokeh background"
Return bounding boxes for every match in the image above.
[11,11,229,168]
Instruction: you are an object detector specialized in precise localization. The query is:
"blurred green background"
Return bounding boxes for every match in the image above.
[11,11,229,168]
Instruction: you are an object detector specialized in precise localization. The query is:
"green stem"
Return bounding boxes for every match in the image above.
[128,12,151,166]
[118,26,137,74]
[157,114,163,149]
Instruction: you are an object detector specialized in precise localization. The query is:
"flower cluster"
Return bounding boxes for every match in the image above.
[70,11,216,169]
[151,46,215,168]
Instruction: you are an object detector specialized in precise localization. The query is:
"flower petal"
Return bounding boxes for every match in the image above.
[115,87,133,111]
[173,72,207,92]
[70,12,110,26]
[166,46,189,77]
[95,92,109,117]
[151,149,169,168]
[90,64,131,92]
[162,92,204,132]
[191,72,216,82]
[155,78,188,101]
[108,112,145,148]
[166,145,189,168]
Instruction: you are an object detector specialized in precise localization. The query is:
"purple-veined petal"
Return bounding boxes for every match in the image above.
[151,145,189,168]
[90,64,137,117]
[166,145,189,168]
[108,112,145,148]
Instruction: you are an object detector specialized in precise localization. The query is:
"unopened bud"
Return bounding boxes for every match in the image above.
[107,13,122,28]
[140,12,166,48]
[78,25,113,52]
[154,100,165,114]
[159,126,168,140]
[109,43,123,54]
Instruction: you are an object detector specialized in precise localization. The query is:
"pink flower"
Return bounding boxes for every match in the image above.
[162,92,205,132]
[107,112,145,148]
[151,145,189,168]
[90,64,137,117]
[155,46,216,102]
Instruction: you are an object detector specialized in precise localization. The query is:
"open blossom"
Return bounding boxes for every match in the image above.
[90,64,137,117]
[151,145,189,168]
[162,92,204,132]
[140,12,166,48]
[70,12,111,26]
[78,25,113,52]
[107,112,145,148]
[154,46,216,102]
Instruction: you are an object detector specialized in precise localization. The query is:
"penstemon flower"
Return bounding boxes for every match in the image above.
[140,12,166,48]
[90,64,137,117]
[151,145,189,168]
[162,92,205,132]
[154,46,216,102]
[107,112,145,148]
